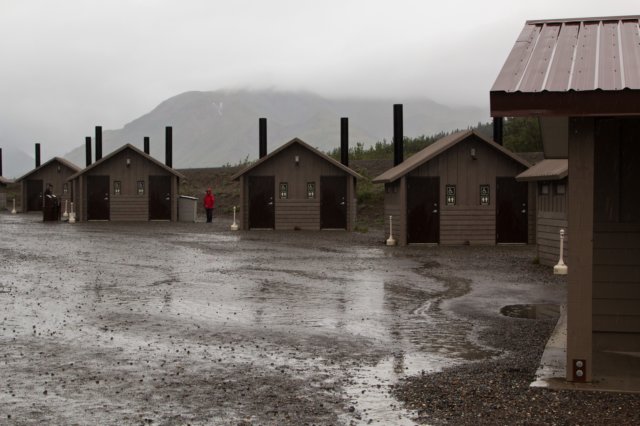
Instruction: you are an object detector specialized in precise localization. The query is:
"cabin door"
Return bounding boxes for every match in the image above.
[87,175,110,220]
[321,176,347,229]
[149,175,172,220]
[249,176,275,229]
[407,176,439,243]
[496,177,528,243]
[26,179,43,212]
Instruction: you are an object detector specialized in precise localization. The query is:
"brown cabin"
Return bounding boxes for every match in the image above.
[372,130,533,245]
[492,15,640,387]
[16,157,80,213]
[516,159,568,266]
[231,138,362,231]
[68,144,185,221]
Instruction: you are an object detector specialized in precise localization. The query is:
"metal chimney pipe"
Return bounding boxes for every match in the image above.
[259,118,267,159]
[144,137,150,155]
[0,148,3,177]
[165,126,172,167]
[85,137,92,167]
[493,117,504,146]
[35,143,41,168]
[95,126,102,161]
[393,104,403,166]
[340,117,349,167]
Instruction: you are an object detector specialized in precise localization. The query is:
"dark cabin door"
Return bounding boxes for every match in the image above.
[87,175,110,220]
[407,176,439,243]
[249,176,275,229]
[26,179,43,211]
[321,176,347,229]
[149,175,172,220]
[496,177,528,243]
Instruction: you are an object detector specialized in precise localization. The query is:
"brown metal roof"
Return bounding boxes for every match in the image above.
[15,156,81,182]
[231,138,363,181]
[516,159,568,181]
[68,144,186,181]
[491,16,640,116]
[372,130,530,184]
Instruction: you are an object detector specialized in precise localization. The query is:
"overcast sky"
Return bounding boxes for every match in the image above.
[1,0,638,158]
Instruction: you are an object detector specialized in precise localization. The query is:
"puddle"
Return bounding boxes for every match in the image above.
[500,304,560,320]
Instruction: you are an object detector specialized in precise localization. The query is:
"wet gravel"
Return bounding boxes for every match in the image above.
[1,212,637,425]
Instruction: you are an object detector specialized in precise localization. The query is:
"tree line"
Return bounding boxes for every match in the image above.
[328,117,542,161]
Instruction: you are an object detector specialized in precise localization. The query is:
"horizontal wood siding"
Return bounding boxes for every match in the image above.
[440,207,495,245]
[110,196,148,221]
[536,212,569,266]
[593,224,640,332]
[275,200,320,230]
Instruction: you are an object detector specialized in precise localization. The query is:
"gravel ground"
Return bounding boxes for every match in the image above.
[393,289,640,425]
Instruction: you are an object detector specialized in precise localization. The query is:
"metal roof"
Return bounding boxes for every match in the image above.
[372,130,530,184]
[231,138,363,181]
[516,159,568,181]
[68,144,186,181]
[15,157,81,182]
[0,176,13,185]
[491,16,640,116]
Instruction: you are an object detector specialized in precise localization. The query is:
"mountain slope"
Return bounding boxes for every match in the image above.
[65,89,488,168]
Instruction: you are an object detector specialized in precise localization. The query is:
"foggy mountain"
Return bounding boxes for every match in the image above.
[1,145,37,179]
[63,89,488,169]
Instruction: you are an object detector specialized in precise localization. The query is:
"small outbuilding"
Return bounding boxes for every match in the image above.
[372,130,533,245]
[231,138,362,231]
[68,144,185,221]
[491,15,640,386]
[516,159,568,266]
[16,157,80,213]
[0,176,11,210]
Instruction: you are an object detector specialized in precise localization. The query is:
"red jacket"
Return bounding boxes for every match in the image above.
[204,192,215,209]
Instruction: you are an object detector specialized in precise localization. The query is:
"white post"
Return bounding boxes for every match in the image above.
[554,229,568,275]
[386,215,397,246]
[62,199,69,219]
[68,202,76,224]
[230,206,239,231]
[11,197,16,214]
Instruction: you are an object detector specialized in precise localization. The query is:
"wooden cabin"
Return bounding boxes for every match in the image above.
[491,16,640,386]
[231,138,361,231]
[372,130,533,245]
[517,159,568,266]
[68,144,185,221]
[16,157,80,213]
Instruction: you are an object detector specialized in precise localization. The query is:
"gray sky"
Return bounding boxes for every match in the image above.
[1,0,638,158]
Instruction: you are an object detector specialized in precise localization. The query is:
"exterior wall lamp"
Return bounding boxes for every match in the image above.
[295,155,300,165]
[126,158,131,167]
[470,148,477,160]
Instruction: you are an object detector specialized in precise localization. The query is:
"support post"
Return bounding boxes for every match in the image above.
[11,197,17,214]
[62,200,69,220]
[68,202,76,223]
[230,206,239,231]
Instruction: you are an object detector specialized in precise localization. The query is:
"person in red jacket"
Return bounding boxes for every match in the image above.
[203,188,215,223]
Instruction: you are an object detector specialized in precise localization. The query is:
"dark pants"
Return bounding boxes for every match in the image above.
[206,208,213,223]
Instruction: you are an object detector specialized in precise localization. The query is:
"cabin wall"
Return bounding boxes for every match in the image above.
[240,144,355,231]
[407,136,528,245]
[20,162,77,212]
[593,117,640,333]
[536,179,569,266]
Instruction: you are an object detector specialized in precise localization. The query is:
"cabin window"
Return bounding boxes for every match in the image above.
[63,183,69,195]
[307,182,315,199]
[555,182,566,195]
[279,182,288,199]
[137,180,145,195]
[114,181,121,196]
[446,185,456,206]
[540,183,550,195]
[480,184,490,205]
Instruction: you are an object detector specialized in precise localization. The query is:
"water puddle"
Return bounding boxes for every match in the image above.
[500,304,560,320]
